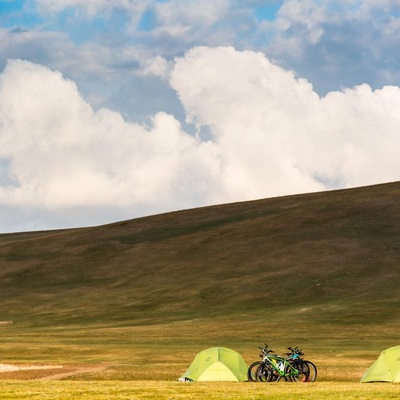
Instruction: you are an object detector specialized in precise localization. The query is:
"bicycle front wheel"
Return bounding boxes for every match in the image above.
[247,361,262,382]
[256,363,274,382]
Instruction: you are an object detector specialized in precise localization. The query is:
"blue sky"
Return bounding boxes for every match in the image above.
[1,0,400,233]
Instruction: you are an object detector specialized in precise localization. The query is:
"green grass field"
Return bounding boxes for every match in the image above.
[1,182,400,397]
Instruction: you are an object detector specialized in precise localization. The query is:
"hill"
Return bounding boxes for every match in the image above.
[0,182,399,379]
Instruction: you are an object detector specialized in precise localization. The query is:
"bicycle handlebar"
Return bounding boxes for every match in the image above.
[257,343,304,358]
[286,347,304,356]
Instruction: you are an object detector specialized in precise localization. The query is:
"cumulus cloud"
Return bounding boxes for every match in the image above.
[170,46,400,191]
[1,46,400,232]
[0,59,220,211]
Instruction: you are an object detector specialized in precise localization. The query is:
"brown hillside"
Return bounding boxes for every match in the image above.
[0,182,399,326]
[0,182,399,374]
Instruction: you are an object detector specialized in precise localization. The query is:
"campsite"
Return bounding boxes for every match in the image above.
[0,181,400,399]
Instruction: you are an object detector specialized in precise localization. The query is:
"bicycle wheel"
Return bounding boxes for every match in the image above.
[256,363,275,382]
[247,361,262,381]
[280,362,293,382]
[269,362,281,382]
[290,362,308,382]
[302,360,317,382]
[256,364,267,382]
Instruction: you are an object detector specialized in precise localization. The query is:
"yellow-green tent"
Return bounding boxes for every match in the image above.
[361,346,400,383]
[179,347,248,382]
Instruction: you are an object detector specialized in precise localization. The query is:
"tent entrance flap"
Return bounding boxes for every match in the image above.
[197,361,238,381]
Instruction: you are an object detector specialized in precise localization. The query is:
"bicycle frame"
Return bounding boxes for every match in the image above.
[262,353,300,378]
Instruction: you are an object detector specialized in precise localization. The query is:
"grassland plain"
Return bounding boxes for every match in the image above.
[0,182,400,398]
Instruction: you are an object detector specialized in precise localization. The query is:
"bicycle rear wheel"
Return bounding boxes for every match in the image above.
[290,362,308,382]
[302,360,317,382]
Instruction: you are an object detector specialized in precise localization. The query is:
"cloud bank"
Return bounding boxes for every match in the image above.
[1,46,400,231]
[170,47,400,192]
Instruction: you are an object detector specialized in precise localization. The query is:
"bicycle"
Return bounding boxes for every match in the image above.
[247,344,270,382]
[247,344,286,382]
[256,349,301,382]
[248,344,317,382]
[284,346,317,382]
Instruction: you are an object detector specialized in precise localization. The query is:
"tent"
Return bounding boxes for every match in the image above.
[361,345,400,383]
[179,347,248,382]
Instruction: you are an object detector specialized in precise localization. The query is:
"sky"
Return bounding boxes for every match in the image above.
[1,0,400,233]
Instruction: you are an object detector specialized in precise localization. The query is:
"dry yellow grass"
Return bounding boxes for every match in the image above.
[0,380,399,400]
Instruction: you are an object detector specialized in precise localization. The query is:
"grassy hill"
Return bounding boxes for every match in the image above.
[0,181,399,380]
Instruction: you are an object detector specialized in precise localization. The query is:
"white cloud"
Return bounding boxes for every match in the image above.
[141,56,170,78]
[311,84,400,186]
[169,46,400,193]
[170,46,324,200]
[1,46,400,232]
[0,59,220,211]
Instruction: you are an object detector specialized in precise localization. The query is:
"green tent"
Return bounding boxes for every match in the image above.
[179,347,248,382]
[361,346,400,383]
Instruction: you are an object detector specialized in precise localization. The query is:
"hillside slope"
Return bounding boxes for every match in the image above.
[1,182,399,332]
